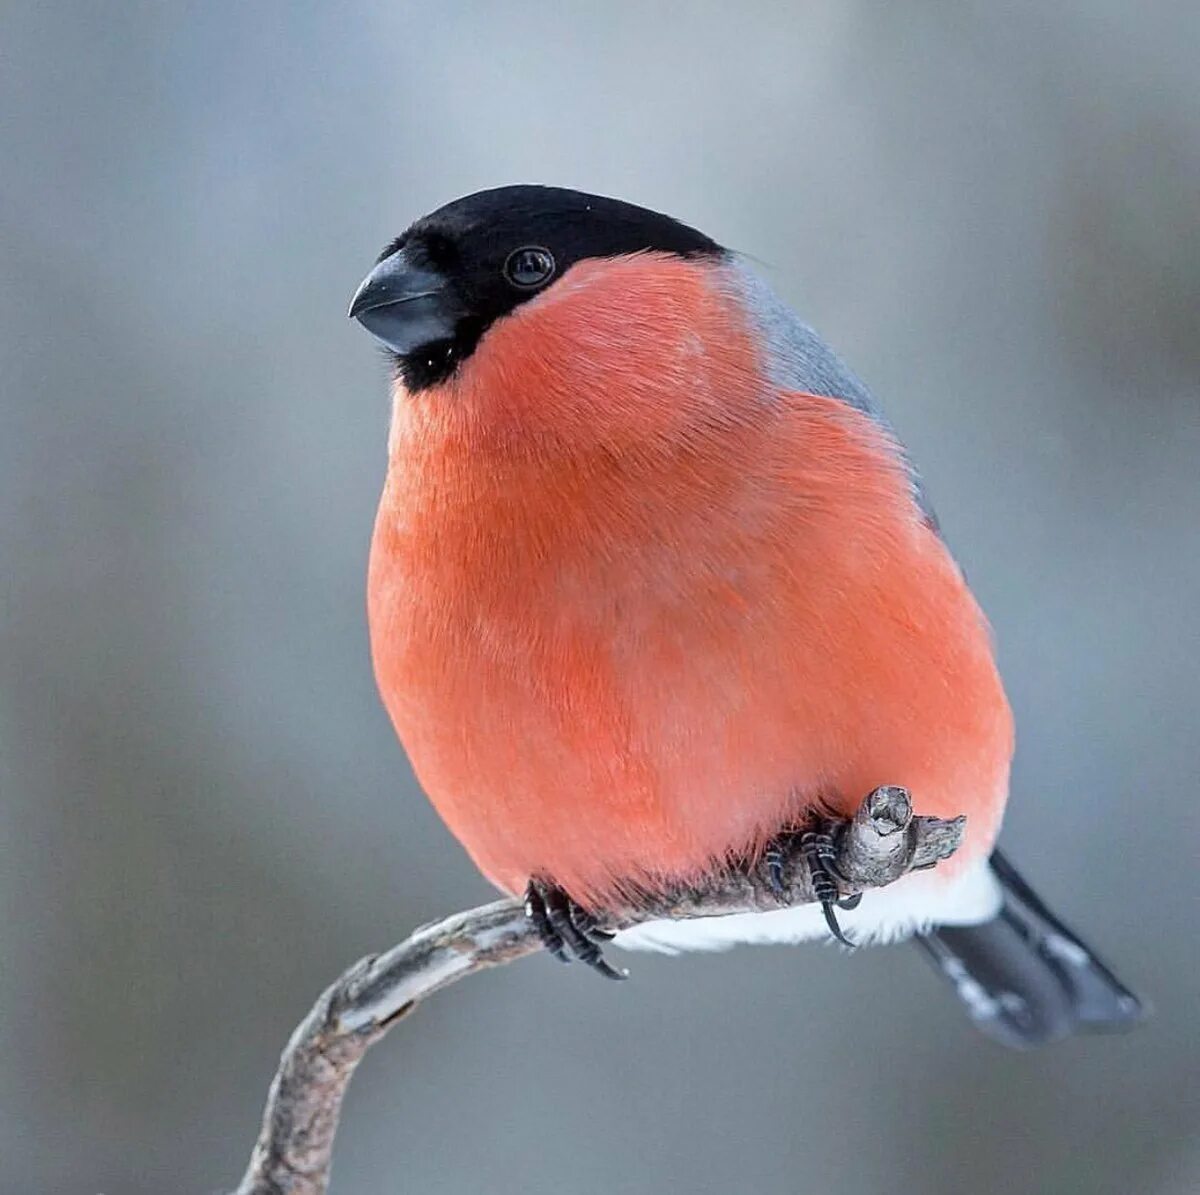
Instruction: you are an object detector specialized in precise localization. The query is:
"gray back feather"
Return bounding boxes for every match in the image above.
[722,259,936,527]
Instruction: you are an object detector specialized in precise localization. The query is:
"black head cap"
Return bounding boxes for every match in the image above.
[349,185,724,391]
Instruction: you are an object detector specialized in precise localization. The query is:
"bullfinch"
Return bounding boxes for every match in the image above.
[349,185,1142,1047]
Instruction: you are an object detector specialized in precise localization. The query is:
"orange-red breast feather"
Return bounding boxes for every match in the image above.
[368,253,1013,907]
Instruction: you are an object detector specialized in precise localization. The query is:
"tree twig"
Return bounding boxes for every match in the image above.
[233,786,964,1195]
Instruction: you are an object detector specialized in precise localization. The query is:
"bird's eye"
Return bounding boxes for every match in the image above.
[503,246,555,289]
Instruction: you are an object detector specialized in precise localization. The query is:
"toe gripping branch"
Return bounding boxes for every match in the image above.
[524,880,626,980]
[523,785,966,977]
[765,824,863,947]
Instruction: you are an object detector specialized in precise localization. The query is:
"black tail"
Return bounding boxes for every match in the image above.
[914,850,1145,1048]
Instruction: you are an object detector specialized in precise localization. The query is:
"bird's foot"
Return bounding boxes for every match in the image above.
[764,822,861,948]
[524,879,627,980]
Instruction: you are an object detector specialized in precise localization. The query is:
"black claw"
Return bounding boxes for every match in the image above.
[524,880,627,980]
[820,900,856,948]
[525,883,570,964]
[800,826,857,949]
[569,904,616,944]
[764,837,792,900]
[763,823,860,946]
[542,887,579,953]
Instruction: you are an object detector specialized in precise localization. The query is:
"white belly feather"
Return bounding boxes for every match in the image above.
[613,859,1001,954]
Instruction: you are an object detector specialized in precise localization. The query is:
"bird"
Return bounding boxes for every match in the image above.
[349,185,1143,1047]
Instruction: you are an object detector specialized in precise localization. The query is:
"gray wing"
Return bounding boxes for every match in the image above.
[723,257,938,529]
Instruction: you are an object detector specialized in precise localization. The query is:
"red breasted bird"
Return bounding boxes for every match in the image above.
[349,186,1142,1047]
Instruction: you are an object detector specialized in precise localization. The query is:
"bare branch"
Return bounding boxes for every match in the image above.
[234,788,964,1195]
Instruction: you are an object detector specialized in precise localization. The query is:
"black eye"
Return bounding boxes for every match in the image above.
[503,246,555,289]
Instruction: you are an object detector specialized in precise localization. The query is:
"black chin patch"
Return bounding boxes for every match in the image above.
[394,320,484,392]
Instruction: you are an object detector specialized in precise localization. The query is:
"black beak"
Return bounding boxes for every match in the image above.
[348,247,460,355]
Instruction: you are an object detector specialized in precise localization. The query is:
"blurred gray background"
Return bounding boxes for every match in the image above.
[2,3,1198,1193]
